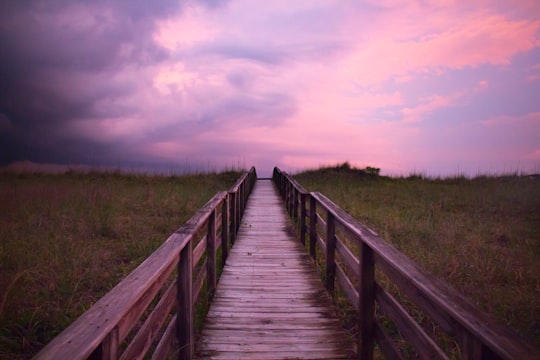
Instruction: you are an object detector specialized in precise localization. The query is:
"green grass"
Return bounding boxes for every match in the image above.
[0,170,241,359]
[294,164,540,350]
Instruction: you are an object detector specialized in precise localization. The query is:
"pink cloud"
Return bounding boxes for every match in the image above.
[401,80,489,123]
[402,93,461,123]
[153,62,199,95]
[341,8,540,85]
[153,5,218,49]
[481,111,540,127]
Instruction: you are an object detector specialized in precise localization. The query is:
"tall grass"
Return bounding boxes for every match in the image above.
[0,170,241,359]
[295,165,540,348]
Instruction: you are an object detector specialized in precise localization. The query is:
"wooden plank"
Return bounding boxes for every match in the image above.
[300,193,307,245]
[316,233,326,253]
[326,210,336,292]
[335,234,360,278]
[316,212,327,233]
[229,191,237,245]
[374,320,404,360]
[375,283,449,359]
[335,263,359,311]
[221,194,229,267]
[192,236,206,266]
[207,210,217,297]
[92,326,118,360]
[359,242,375,360]
[196,350,355,360]
[201,331,345,339]
[196,180,356,359]
[177,242,193,360]
[309,196,317,260]
[193,260,206,305]
[151,315,176,360]
[120,281,177,360]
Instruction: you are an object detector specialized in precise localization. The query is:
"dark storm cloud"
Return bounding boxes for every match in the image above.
[0,0,183,165]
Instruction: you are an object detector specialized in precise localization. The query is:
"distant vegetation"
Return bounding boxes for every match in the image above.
[302,161,381,177]
[294,163,540,348]
[0,170,242,359]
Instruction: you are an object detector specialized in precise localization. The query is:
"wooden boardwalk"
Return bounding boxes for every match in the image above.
[196,180,356,360]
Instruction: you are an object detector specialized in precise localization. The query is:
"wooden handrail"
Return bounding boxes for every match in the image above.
[273,167,540,360]
[34,168,257,360]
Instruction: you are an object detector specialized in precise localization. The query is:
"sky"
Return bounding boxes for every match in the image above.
[1,0,539,178]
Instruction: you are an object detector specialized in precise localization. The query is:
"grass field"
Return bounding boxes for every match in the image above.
[294,164,540,349]
[2,165,538,358]
[0,170,241,359]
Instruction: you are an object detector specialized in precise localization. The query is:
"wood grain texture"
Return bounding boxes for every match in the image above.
[196,180,356,360]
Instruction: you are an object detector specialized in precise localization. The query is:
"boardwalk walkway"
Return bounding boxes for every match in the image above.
[196,180,356,359]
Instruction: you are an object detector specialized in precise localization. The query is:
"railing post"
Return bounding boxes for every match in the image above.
[207,209,216,298]
[235,189,241,232]
[281,176,284,198]
[177,242,193,360]
[229,192,237,244]
[358,242,375,360]
[326,210,336,292]
[290,185,294,216]
[300,193,307,245]
[221,196,229,267]
[239,183,244,218]
[90,327,119,360]
[293,188,299,220]
[309,196,317,260]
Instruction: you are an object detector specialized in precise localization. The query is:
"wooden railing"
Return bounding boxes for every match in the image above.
[273,167,540,360]
[35,167,257,360]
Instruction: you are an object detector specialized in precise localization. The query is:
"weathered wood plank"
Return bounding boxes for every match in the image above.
[374,320,404,360]
[196,180,355,359]
[335,262,359,311]
[359,241,375,360]
[192,260,206,305]
[326,210,336,292]
[177,242,193,359]
[335,234,360,278]
[120,281,177,360]
[206,210,217,297]
[375,283,448,359]
[192,236,206,265]
[151,315,176,360]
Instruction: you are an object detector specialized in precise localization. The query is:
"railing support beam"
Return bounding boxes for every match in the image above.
[207,210,217,298]
[177,243,193,360]
[326,210,336,292]
[221,195,229,267]
[300,193,307,245]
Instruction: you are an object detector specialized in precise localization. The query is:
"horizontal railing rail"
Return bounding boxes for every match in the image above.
[35,167,257,360]
[273,166,540,360]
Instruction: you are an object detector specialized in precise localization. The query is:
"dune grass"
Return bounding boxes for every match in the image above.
[294,164,540,349]
[0,170,241,359]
